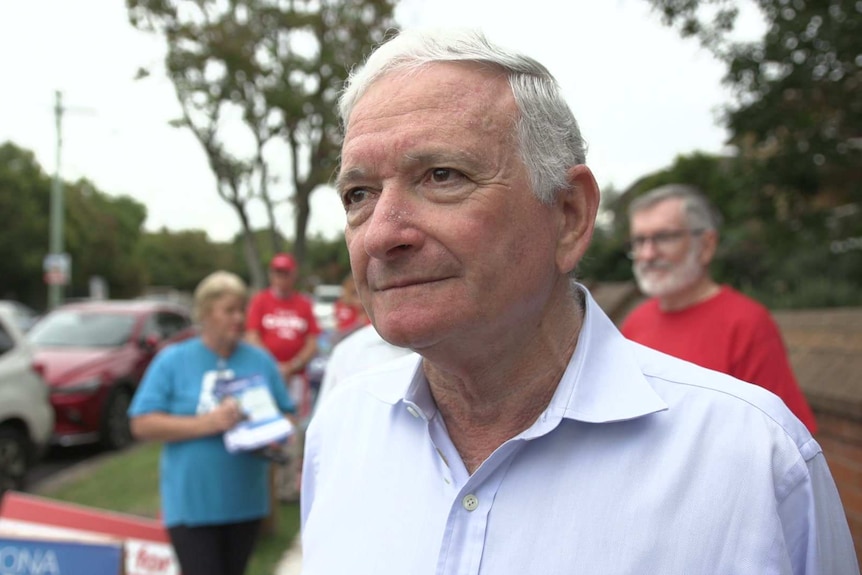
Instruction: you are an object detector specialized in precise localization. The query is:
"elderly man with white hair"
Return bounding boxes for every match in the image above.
[300,29,858,575]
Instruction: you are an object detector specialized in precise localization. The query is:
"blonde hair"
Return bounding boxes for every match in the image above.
[193,271,248,322]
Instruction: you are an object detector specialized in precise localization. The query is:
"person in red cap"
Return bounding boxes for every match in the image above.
[245,252,320,501]
[246,253,320,379]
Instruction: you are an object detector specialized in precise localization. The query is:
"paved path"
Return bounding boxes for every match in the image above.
[274,536,302,575]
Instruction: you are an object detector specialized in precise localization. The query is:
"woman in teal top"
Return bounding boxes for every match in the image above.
[129,270,294,575]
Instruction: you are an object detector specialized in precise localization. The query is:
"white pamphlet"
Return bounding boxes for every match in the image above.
[214,375,294,453]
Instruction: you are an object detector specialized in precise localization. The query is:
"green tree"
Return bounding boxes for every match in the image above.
[140,229,242,291]
[640,0,862,306]
[304,232,351,286]
[0,142,51,308]
[644,0,860,215]
[590,150,862,307]
[127,0,398,288]
[64,179,149,299]
[0,142,154,305]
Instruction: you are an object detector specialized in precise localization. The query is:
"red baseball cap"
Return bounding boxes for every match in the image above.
[270,253,296,272]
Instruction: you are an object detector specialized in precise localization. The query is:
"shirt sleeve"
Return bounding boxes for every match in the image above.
[128,348,175,416]
[246,292,265,332]
[304,297,322,337]
[778,447,860,574]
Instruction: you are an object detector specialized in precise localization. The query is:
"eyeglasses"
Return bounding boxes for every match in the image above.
[626,229,704,259]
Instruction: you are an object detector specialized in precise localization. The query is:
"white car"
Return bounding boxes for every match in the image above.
[312,284,343,332]
[0,300,40,333]
[0,303,54,493]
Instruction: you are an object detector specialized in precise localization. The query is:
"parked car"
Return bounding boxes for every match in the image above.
[0,300,41,333]
[0,303,54,493]
[27,300,195,450]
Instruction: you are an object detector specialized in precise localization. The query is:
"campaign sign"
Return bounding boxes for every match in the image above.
[0,492,179,575]
[0,536,122,575]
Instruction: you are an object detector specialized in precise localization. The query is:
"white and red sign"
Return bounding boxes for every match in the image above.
[0,492,180,575]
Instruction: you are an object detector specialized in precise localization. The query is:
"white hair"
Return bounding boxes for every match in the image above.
[338,28,587,204]
[193,270,248,322]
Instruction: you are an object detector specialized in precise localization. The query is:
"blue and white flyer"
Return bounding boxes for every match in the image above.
[214,375,294,453]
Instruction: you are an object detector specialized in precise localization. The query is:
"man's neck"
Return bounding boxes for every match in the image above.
[425,290,584,474]
[271,287,293,299]
[658,277,720,312]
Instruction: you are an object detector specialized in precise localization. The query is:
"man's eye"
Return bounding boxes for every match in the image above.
[430,168,454,183]
[342,188,368,206]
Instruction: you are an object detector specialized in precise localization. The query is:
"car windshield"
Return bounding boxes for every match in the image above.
[27,310,137,347]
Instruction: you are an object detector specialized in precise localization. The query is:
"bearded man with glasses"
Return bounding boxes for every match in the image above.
[621,184,817,432]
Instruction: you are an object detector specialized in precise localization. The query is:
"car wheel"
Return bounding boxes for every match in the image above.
[100,387,134,450]
[0,426,30,494]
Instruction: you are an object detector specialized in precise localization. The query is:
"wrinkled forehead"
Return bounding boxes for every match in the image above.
[344,59,514,119]
[338,62,519,179]
[346,62,515,130]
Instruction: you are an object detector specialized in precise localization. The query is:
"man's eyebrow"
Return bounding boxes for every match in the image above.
[403,150,476,167]
[335,150,478,191]
[334,167,367,193]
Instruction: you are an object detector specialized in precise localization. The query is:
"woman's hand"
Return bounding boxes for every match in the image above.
[206,397,243,433]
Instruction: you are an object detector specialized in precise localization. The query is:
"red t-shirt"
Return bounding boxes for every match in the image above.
[334,301,369,332]
[621,286,817,432]
[246,288,321,363]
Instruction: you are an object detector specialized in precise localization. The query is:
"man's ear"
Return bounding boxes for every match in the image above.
[555,165,600,275]
[698,229,719,265]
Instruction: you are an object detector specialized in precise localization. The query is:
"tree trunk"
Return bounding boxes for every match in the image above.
[234,203,265,289]
[293,183,312,270]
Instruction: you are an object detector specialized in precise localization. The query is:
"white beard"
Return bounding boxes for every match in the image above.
[633,243,704,299]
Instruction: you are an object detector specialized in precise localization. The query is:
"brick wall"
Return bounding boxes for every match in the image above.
[773,307,862,562]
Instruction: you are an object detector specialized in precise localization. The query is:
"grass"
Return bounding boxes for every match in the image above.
[38,441,301,575]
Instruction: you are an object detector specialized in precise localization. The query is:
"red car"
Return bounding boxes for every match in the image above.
[27,300,195,449]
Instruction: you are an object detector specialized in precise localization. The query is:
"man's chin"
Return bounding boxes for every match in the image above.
[634,273,670,298]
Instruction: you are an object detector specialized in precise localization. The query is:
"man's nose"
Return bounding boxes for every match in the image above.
[361,186,424,260]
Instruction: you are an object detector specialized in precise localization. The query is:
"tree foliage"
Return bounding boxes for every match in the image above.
[0,142,150,307]
[64,179,149,298]
[645,0,861,210]
[634,0,862,306]
[1,141,355,306]
[583,150,862,308]
[0,143,51,306]
[126,0,398,288]
[139,228,242,291]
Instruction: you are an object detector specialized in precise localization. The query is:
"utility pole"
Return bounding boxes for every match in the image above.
[47,90,66,310]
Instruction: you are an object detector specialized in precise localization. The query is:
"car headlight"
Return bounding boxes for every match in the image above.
[53,377,102,395]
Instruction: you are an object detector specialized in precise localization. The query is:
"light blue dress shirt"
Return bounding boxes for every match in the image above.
[301,288,858,574]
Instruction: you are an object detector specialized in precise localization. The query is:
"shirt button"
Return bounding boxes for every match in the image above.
[406,406,420,418]
[462,494,479,511]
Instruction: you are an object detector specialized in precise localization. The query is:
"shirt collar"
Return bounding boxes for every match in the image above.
[374,284,667,424]
[545,285,667,424]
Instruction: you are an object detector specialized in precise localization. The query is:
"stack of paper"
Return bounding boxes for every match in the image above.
[214,375,295,453]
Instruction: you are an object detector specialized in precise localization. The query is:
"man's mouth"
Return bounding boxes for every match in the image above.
[375,277,447,291]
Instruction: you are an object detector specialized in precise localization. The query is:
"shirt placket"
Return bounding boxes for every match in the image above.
[431,433,523,575]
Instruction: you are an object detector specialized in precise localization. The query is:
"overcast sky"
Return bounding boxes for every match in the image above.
[0,0,763,243]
